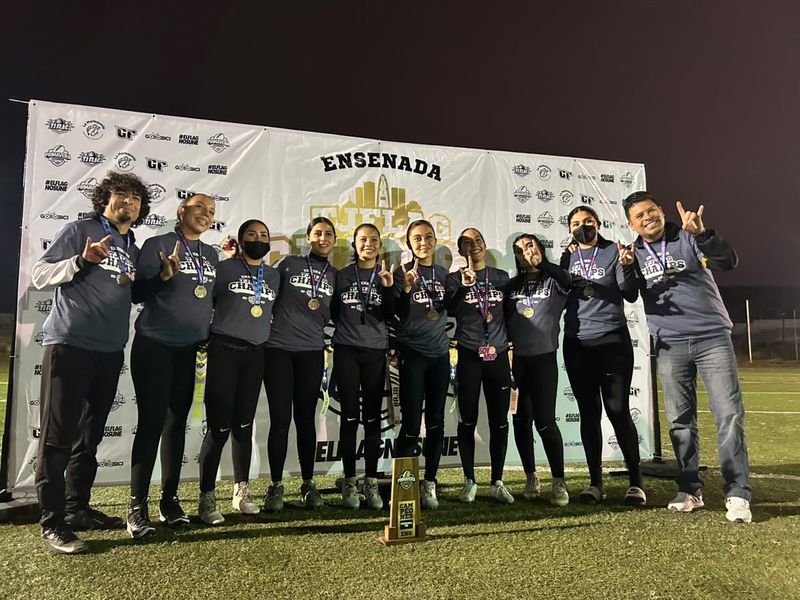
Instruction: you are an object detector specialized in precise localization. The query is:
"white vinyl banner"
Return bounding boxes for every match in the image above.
[9,100,652,491]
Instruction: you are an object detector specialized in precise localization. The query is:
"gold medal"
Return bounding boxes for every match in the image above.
[583,286,595,299]
[486,312,493,323]
[250,305,263,318]
[427,309,439,321]
[308,298,320,311]
[487,345,497,356]
[522,306,535,319]
[194,285,207,299]
[116,273,132,286]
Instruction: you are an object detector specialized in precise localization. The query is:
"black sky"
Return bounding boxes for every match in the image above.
[1,1,798,312]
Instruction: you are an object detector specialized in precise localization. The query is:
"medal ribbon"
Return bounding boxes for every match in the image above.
[306,256,329,301]
[642,239,668,277]
[355,265,378,315]
[99,216,130,276]
[575,245,599,281]
[476,270,492,347]
[176,231,205,285]
[418,265,437,312]
[241,258,264,306]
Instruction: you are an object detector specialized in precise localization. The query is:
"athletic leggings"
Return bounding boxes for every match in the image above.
[512,351,565,478]
[129,334,198,502]
[563,329,642,488]
[262,347,324,482]
[395,346,449,482]
[456,347,511,484]
[198,335,264,492]
[333,344,386,479]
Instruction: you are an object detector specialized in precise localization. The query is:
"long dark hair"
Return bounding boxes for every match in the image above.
[351,222,381,263]
[306,216,336,238]
[511,233,547,276]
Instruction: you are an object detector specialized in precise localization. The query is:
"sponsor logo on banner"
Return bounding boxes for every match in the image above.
[35,299,52,314]
[45,145,71,167]
[98,459,124,468]
[114,152,136,171]
[78,177,98,199]
[103,426,123,438]
[210,221,227,232]
[176,188,198,200]
[537,165,551,180]
[560,190,574,205]
[630,386,641,398]
[512,164,531,176]
[44,180,68,192]
[515,214,531,223]
[537,211,554,229]
[210,193,229,203]
[536,190,554,202]
[116,126,137,140]
[77,212,93,220]
[207,164,228,175]
[140,214,167,229]
[539,238,554,249]
[207,133,230,153]
[78,151,105,166]
[34,331,45,346]
[41,239,53,251]
[31,427,41,439]
[630,407,641,423]
[320,152,442,181]
[603,219,615,229]
[34,364,42,376]
[601,173,615,183]
[559,169,572,180]
[46,118,74,134]
[175,163,201,172]
[513,186,531,203]
[578,173,596,181]
[146,157,168,172]
[626,311,639,327]
[120,362,129,375]
[179,134,199,145]
[608,435,620,451]
[563,386,575,401]
[560,235,572,249]
[145,132,172,141]
[621,172,634,187]
[40,211,69,221]
[565,413,580,422]
[83,120,105,139]
[581,194,595,205]
[558,215,569,227]
[565,440,583,447]
[631,339,639,348]
[110,392,126,412]
[146,183,167,203]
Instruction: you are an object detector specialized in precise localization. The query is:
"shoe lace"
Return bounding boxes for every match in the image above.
[200,492,216,512]
[238,482,252,502]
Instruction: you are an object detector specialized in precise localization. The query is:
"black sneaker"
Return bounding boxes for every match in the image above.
[159,496,190,527]
[126,500,156,539]
[66,507,125,531]
[41,525,87,554]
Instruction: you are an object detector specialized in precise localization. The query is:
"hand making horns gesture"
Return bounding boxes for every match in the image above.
[82,235,112,264]
[676,201,705,236]
[617,241,635,266]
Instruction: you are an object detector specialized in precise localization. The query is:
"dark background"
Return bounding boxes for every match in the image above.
[1,1,798,314]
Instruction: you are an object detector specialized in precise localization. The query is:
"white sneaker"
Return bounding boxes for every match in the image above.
[490,480,515,504]
[363,477,383,510]
[550,478,569,507]
[523,473,541,500]
[667,492,704,513]
[458,478,478,503]
[725,496,752,523]
[340,477,360,510]
[198,490,225,525]
[420,480,439,510]
[232,482,260,515]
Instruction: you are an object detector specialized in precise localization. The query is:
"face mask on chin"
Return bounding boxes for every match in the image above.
[242,240,270,260]
[573,224,597,245]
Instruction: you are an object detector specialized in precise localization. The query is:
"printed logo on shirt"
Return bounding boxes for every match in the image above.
[83,120,106,139]
[120,363,129,375]
[46,118,74,134]
[289,271,334,297]
[462,284,504,305]
[411,279,445,305]
[510,284,551,303]
[569,261,605,280]
[177,254,217,281]
[98,249,136,278]
[228,274,278,302]
[340,279,382,310]
[45,145,71,167]
[512,164,531,176]
[639,251,686,282]
[44,179,68,192]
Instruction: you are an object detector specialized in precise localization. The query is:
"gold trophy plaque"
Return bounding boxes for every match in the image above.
[379,456,428,545]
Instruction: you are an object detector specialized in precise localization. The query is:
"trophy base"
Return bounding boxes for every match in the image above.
[379,522,428,546]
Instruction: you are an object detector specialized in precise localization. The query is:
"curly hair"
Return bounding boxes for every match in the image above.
[91,171,151,227]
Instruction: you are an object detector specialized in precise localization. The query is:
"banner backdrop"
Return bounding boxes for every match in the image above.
[8,100,651,491]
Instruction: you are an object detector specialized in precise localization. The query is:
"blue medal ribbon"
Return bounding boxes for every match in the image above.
[99,216,131,277]
[176,231,205,285]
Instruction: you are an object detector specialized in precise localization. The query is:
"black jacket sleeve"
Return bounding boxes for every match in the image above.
[695,229,738,271]
[131,274,167,304]
[619,264,639,303]
[380,285,396,320]
[539,260,572,290]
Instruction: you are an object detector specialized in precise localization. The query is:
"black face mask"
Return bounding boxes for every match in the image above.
[242,240,270,260]
[573,224,597,245]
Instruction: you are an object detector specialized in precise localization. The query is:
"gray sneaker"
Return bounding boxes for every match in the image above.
[523,472,541,500]
[490,480,515,504]
[364,477,384,510]
[458,478,478,503]
[725,496,752,523]
[300,480,323,509]
[198,490,225,526]
[667,492,703,513]
[232,481,260,515]
[420,480,439,510]
[551,478,570,507]
[263,482,285,512]
[340,477,360,510]
[41,525,87,554]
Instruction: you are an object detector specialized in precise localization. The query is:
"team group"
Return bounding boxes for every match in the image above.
[31,171,752,554]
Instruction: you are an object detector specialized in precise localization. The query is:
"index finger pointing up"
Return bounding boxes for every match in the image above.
[676,201,687,218]
[697,205,704,218]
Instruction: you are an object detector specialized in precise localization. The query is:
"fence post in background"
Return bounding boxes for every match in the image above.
[746,299,753,364]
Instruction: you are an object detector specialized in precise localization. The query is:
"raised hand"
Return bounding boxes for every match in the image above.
[566,242,578,254]
[378,258,393,288]
[617,241,635,266]
[525,246,542,268]
[82,235,111,264]
[461,255,477,286]
[676,201,705,236]
[221,235,239,259]
[158,240,182,281]
[401,258,419,293]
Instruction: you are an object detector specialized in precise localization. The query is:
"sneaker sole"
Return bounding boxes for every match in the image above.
[667,504,703,513]
[126,523,156,539]
[625,496,647,507]
[44,540,88,554]
[158,512,190,527]
[233,507,261,515]
[726,513,752,524]
[550,497,569,507]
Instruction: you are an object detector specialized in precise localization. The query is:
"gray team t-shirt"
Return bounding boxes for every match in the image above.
[210,258,280,346]
[134,231,218,346]
[264,254,337,352]
[446,266,510,353]
[393,262,450,357]
[332,264,391,350]
[41,217,139,352]
[506,272,569,356]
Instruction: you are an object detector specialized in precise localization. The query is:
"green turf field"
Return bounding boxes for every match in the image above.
[0,359,798,599]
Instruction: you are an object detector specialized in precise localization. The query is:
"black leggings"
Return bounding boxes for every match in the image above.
[130,334,198,501]
[396,346,449,482]
[333,345,386,479]
[198,336,264,492]
[512,351,565,478]
[456,347,511,483]
[263,348,324,482]
[563,330,642,488]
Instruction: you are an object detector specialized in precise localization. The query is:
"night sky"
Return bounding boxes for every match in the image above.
[2,1,798,312]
